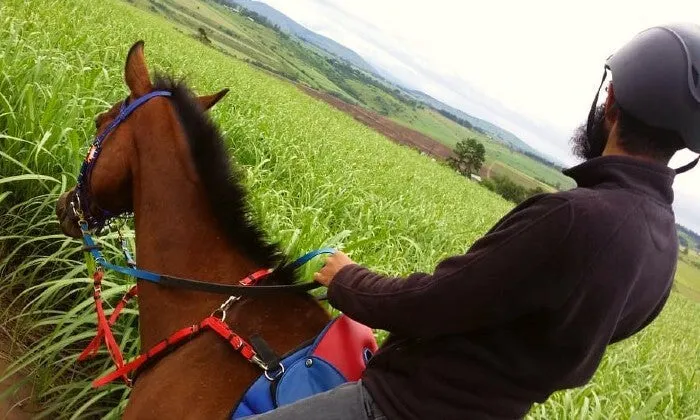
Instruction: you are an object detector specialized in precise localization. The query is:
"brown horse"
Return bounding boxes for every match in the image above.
[55,41,330,419]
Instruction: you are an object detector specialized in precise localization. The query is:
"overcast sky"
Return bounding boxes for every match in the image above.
[258,0,700,232]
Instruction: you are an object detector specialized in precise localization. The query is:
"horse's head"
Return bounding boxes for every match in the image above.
[56,41,228,238]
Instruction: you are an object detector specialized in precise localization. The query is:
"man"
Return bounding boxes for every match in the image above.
[253,23,700,420]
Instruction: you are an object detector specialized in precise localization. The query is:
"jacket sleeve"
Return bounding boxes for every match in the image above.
[327,196,575,337]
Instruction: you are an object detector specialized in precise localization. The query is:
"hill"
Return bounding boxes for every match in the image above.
[225,0,377,74]
[407,89,540,156]
[678,224,700,250]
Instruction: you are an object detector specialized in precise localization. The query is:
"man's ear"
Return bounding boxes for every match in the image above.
[198,89,230,111]
[125,41,152,97]
[603,82,619,125]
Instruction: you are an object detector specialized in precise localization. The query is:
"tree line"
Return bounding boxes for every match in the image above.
[678,225,700,249]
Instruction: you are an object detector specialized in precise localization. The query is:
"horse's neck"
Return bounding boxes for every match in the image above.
[131,125,258,349]
[121,104,331,419]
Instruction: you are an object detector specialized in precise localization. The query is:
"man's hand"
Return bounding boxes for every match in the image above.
[314,251,356,287]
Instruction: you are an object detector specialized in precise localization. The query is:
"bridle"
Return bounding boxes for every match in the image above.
[70,90,334,387]
[73,90,174,232]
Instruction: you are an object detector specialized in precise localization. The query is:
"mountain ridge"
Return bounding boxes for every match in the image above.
[229,0,377,74]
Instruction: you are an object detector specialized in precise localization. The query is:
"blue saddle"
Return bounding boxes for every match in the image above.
[230,315,378,418]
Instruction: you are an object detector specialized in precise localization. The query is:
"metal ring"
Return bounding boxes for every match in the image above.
[70,201,79,218]
[210,295,241,322]
[211,308,227,322]
[264,363,285,381]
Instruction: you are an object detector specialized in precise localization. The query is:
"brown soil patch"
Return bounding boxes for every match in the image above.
[298,86,455,159]
[1,329,34,419]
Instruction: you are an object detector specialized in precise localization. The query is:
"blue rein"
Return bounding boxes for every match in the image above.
[82,221,335,295]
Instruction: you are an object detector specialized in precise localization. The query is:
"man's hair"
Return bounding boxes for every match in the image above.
[615,103,685,161]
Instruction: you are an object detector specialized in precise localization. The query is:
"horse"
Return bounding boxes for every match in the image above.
[55,41,333,419]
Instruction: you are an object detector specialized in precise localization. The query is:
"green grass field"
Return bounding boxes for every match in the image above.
[483,141,576,190]
[388,106,575,191]
[676,253,700,301]
[485,161,556,192]
[0,0,699,418]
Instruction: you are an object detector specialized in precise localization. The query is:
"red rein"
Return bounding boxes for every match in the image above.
[81,268,273,387]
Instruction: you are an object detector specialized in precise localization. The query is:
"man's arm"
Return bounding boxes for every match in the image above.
[323,196,575,337]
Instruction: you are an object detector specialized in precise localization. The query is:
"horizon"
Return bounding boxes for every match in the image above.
[255,0,700,232]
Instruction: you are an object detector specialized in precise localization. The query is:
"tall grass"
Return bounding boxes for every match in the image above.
[528,293,700,419]
[0,0,698,418]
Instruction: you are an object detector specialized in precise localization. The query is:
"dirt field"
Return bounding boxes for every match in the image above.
[0,334,33,420]
[299,86,455,160]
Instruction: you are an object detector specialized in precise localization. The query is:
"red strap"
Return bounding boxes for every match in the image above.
[84,267,272,387]
[93,317,263,387]
[79,285,138,361]
[238,269,272,286]
[112,285,139,323]
[85,271,129,384]
[93,323,201,387]
[93,354,145,387]
[201,317,258,362]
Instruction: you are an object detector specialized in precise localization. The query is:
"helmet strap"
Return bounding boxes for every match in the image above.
[586,66,609,140]
[674,155,700,174]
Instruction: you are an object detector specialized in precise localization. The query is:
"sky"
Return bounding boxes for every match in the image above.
[258,0,700,232]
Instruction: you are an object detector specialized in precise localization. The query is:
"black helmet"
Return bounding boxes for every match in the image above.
[588,23,700,172]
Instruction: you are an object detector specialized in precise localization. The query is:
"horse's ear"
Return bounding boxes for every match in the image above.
[198,89,229,111]
[125,41,152,97]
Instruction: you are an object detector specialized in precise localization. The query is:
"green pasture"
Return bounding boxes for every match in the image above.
[0,0,698,418]
[676,254,700,301]
[484,161,556,192]
[483,141,576,190]
[389,106,575,191]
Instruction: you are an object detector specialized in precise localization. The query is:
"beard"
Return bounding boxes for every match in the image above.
[571,105,609,160]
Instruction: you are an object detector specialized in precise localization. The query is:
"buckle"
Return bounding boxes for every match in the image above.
[210,295,240,322]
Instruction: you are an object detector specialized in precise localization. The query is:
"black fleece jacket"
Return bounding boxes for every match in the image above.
[328,155,678,419]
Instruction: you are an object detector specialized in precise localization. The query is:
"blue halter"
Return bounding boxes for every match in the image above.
[75,90,173,231]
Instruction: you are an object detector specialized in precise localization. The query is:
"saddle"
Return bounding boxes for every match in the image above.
[231,315,378,418]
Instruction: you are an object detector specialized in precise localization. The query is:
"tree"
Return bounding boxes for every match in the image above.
[679,236,690,255]
[197,27,211,44]
[448,138,486,178]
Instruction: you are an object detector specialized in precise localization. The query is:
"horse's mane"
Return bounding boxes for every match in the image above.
[154,76,296,286]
